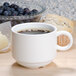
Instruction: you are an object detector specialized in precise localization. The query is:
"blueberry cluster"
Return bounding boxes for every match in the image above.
[0,2,38,16]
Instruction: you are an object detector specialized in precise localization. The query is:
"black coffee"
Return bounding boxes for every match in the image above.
[18,29,51,34]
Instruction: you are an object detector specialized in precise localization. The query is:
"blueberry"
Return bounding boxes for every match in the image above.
[23,8,30,15]
[3,10,12,16]
[10,4,19,10]
[6,7,11,11]
[3,2,9,7]
[14,5,19,10]
[10,8,15,12]
[17,8,24,14]
[0,8,3,15]
[10,4,15,8]
[31,9,38,14]
[3,6,11,11]
[2,6,7,10]
[8,11,12,16]
[3,11,9,16]
[12,11,18,16]
[28,11,34,15]
[24,13,28,16]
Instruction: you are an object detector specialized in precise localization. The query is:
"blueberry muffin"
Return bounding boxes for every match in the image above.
[40,14,74,49]
[40,14,74,33]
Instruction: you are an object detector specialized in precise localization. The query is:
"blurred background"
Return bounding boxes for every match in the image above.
[1,0,75,20]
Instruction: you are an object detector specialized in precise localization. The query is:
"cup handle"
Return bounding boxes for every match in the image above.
[57,31,73,51]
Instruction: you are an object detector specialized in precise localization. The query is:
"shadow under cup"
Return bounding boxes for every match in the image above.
[11,23,57,68]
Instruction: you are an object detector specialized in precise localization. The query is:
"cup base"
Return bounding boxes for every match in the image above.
[17,60,52,69]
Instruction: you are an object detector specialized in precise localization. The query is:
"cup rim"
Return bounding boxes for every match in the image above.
[11,22,57,36]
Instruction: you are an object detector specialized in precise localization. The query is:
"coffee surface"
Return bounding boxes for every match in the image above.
[18,29,51,34]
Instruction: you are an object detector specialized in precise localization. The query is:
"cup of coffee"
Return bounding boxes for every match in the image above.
[11,23,73,68]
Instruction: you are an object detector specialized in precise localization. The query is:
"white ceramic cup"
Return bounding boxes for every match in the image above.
[11,23,73,68]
